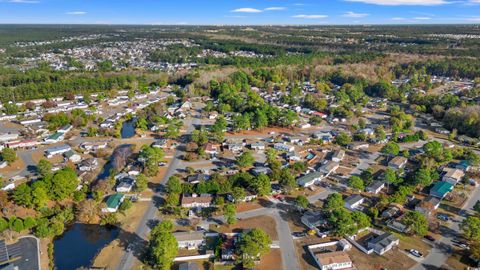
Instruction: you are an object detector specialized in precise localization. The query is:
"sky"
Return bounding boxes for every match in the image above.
[0,0,480,25]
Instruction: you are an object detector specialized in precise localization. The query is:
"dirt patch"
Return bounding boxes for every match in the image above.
[211,215,278,240]
[257,249,283,270]
[40,238,51,270]
[0,158,25,176]
[348,246,416,270]
[235,200,264,213]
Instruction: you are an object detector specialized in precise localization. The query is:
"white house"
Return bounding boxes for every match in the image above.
[388,156,408,170]
[366,181,385,194]
[64,150,81,163]
[44,132,65,144]
[174,231,205,250]
[367,232,399,255]
[45,145,72,158]
[313,251,353,270]
[344,194,365,211]
[331,150,345,163]
[442,168,464,185]
[274,143,294,152]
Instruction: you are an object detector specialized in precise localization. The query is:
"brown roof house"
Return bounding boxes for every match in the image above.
[181,194,213,208]
[314,251,354,270]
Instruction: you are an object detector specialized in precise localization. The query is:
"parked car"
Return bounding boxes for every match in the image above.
[437,213,449,221]
[424,235,435,242]
[292,232,306,238]
[409,249,423,258]
[453,242,470,249]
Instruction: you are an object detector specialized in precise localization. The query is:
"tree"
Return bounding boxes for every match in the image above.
[13,183,33,208]
[352,211,371,230]
[0,218,8,232]
[348,176,365,191]
[329,208,356,236]
[11,218,24,233]
[461,216,480,241]
[149,221,178,270]
[334,132,351,147]
[252,174,271,196]
[279,168,296,191]
[31,186,48,209]
[224,203,237,225]
[165,193,179,207]
[135,173,148,192]
[37,159,52,177]
[403,211,428,237]
[236,151,255,169]
[414,169,432,186]
[423,141,443,159]
[76,200,100,224]
[232,187,246,203]
[166,176,182,194]
[50,168,79,200]
[324,193,344,212]
[296,195,309,209]
[384,168,400,187]
[382,142,400,156]
[0,148,17,164]
[474,200,480,215]
[237,228,272,268]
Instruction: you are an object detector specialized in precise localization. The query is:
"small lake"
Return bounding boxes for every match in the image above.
[53,223,119,270]
[121,118,136,138]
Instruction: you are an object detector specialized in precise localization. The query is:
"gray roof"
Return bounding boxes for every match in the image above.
[297,172,323,186]
[345,194,364,205]
[368,232,398,248]
[366,181,385,191]
[179,262,199,270]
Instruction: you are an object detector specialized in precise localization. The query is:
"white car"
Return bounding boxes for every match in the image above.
[409,249,423,258]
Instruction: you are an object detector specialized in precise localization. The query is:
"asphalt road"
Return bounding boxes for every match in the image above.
[116,117,198,270]
[7,236,40,270]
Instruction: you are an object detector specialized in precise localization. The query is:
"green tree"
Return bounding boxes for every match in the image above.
[238,228,272,268]
[403,211,428,237]
[236,151,255,169]
[252,174,271,196]
[32,186,48,209]
[232,187,246,203]
[348,176,365,191]
[149,221,178,270]
[324,193,344,212]
[334,132,351,147]
[423,141,444,159]
[23,217,37,230]
[329,208,356,236]
[414,169,432,186]
[135,173,148,192]
[13,183,33,208]
[296,195,309,209]
[166,176,182,194]
[37,159,52,177]
[461,216,480,241]
[1,148,17,164]
[50,168,79,201]
[165,193,180,207]
[279,168,296,191]
[352,211,371,230]
[382,142,400,156]
[0,218,8,232]
[12,218,24,232]
[474,200,480,215]
[224,203,237,225]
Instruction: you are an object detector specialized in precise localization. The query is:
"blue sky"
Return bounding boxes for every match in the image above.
[0,0,479,24]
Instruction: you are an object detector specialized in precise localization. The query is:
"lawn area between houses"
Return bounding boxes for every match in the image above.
[347,246,416,270]
[394,232,431,256]
[211,215,278,241]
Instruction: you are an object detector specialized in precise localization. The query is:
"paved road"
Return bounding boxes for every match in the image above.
[7,236,41,270]
[117,117,198,270]
[411,184,480,270]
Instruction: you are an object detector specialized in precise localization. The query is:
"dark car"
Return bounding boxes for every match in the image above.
[424,235,435,242]
[292,232,306,238]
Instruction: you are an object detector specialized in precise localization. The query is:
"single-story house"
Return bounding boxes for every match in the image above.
[387,220,410,233]
[274,143,294,152]
[204,143,219,155]
[250,142,265,151]
[318,161,339,177]
[381,205,401,219]
[174,231,205,250]
[297,171,324,187]
[430,181,454,198]
[181,194,213,208]
[57,124,73,133]
[366,181,385,194]
[388,156,408,170]
[367,232,399,255]
[442,168,464,185]
[344,194,364,211]
[78,158,98,172]
[251,166,271,176]
[313,251,353,270]
[102,193,125,213]
[301,211,328,229]
[116,177,136,193]
[415,196,441,216]
[179,262,199,270]
[187,174,209,184]
[44,132,65,144]
[331,150,345,163]
[64,150,81,163]
[45,145,71,158]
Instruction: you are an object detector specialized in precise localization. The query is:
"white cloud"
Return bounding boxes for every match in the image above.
[292,14,328,19]
[8,0,39,3]
[391,17,406,20]
[466,16,480,21]
[264,7,286,11]
[230,8,263,13]
[66,11,87,15]
[346,0,449,6]
[342,11,369,18]
[414,16,432,20]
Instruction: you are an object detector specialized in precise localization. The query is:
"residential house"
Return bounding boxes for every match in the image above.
[187,174,209,184]
[64,150,81,163]
[388,156,408,170]
[116,177,135,193]
[318,161,339,177]
[387,220,410,233]
[173,231,205,250]
[313,251,353,270]
[287,151,301,162]
[152,139,167,148]
[80,141,108,151]
[442,168,464,185]
[301,211,328,229]
[367,232,399,255]
[227,143,243,153]
[208,111,218,120]
[366,181,385,194]
[415,196,441,216]
[102,193,125,213]
[251,166,271,176]
[381,205,401,219]
[44,132,65,144]
[430,181,454,198]
[331,150,345,163]
[456,160,471,172]
[45,145,71,158]
[347,142,369,150]
[344,194,364,211]
[0,133,19,143]
[250,142,265,151]
[297,171,324,187]
[57,124,73,133]
[274,143,294,152]
[78,158,98,172]
[179,262,199,270]
[181,194,213,208]
[204,143,219,155]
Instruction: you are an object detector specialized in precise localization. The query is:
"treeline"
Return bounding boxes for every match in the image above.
[0,68,136,102]
[399,59,480,79]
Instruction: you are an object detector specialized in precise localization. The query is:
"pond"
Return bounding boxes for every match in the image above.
[53,223,120,270]
[121,118,136,138]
